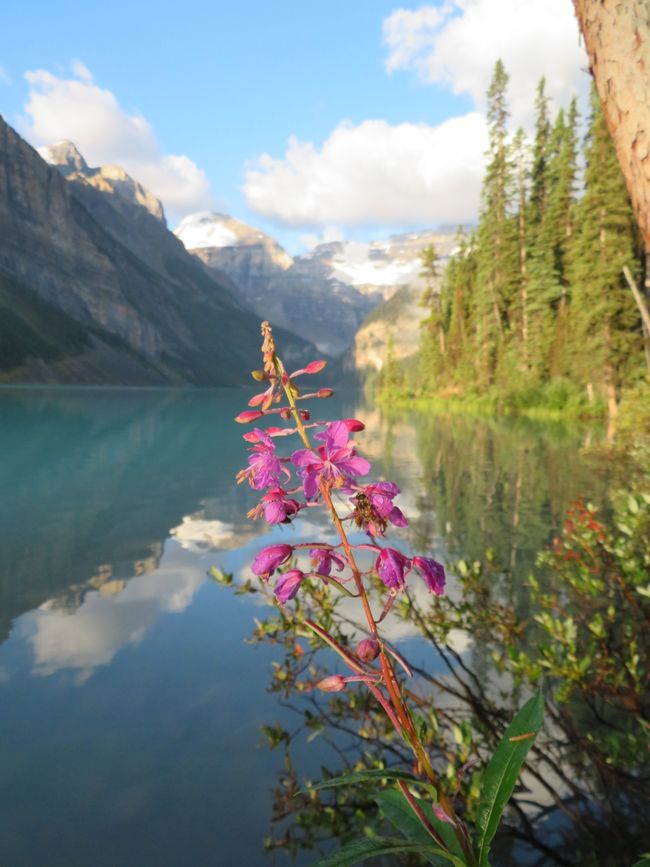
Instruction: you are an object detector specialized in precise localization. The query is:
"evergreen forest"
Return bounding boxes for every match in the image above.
[387,61,650,420]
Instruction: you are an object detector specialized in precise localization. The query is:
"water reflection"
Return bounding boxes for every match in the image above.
[0,387,330,867]
[0,388,629,867]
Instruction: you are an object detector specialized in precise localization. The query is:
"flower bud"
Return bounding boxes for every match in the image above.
[251,544,293,580]
[317,388,334,398]
[356,638,380,663]
[316,674,346,693]
[299,409,311,421]
[280,407,292,420]
[305,360,327,374]
[251,370,266,381]
[235,410,265,424]
[343,418,365,432]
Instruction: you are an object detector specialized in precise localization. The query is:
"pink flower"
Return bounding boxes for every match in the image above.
[343,418,365,432]
[274,569,306,604]
[248,488,301,524]
[237,428,289,491]
[290,360,328,377]
[350,481,408,537]
[412,556,446,596]
[291,420,371,499]
[356,638,380,662]
[235,410,265,424]
[315,674,346,692]
[310,547,346,576]
[251,544,293,580]
[375,547,412,589]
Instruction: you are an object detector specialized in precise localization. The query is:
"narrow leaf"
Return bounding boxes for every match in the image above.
[313,836,454,867]
[475,691,544,866]
[376,789,466,865]
[308,768,418,792]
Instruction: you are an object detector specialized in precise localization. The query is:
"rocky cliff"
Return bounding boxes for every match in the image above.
[352,231,459,371]
[175,213,456,357]
[0,118,315,385]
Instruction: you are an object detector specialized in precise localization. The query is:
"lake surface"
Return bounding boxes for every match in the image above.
[0,388,612,866]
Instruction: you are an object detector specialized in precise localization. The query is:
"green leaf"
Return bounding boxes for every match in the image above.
[313,836,455,867]
[631,857,650,867]
[308,768,418,792]
[375,789,466,866]
[475,691,544,866]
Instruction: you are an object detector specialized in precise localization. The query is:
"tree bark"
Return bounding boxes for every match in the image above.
[573,1,650,251]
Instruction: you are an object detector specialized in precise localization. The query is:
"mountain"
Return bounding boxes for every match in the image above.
[175,213,456,356]
[39,140,166,223]
[352,232,459,371]
[0,118,315,385]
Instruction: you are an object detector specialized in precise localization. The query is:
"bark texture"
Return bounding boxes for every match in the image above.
[574,0,650,250]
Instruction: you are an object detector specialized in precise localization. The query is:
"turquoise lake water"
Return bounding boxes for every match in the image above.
[0,387,614,866]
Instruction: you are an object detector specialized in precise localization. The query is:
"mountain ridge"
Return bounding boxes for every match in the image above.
[0,118,317,385]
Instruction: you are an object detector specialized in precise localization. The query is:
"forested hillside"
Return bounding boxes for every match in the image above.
[390,63,648,418]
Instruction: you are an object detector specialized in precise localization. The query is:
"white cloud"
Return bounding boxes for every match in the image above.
[21,63,215,220]
[244,113,487,228]
[383,0,588,128]
[300,226,344,250]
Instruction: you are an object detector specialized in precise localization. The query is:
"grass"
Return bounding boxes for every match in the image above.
[375,378,611,422]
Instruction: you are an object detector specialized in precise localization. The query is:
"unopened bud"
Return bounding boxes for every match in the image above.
[235,410,265,424]
[356,638,380,662]
[251,370,266,381]
[316,674,346,693]
[305,360,327,374]
[300,409,311,421]
[343,418,365,432]
[280,407,292,420]
[318,388,334,398]
[242,430,263,442]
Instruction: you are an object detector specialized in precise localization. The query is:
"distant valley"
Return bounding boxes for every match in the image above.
[175,212,457,357]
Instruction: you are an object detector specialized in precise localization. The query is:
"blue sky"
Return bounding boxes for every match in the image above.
[1,0,587,252]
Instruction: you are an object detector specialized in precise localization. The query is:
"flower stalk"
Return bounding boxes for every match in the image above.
[234,322,475,865]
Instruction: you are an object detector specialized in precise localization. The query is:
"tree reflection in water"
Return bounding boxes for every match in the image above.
[223,413,649,867]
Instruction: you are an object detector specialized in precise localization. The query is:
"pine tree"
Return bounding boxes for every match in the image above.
[475,60,518,384]
[510,127,531,368]
[568,86,643,414]
[529,78,551,232]
[419,243,446,372]
[546,98,580,375]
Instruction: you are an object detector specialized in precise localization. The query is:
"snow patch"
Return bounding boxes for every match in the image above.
[175,212,238,250]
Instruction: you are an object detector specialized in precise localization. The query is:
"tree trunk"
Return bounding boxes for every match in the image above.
[573,0,650,251]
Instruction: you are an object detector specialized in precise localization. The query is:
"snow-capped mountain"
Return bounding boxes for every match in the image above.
[175,212,458,356]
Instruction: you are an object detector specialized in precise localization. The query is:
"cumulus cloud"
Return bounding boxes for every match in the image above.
[383,0,588,128]
[21,63,215,220]
[245,113,487,228]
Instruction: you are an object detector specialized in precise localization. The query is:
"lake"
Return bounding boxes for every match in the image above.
[0,387,626,866]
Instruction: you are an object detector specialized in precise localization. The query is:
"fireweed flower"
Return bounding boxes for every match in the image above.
[236,428,289,490]
[350,481,408,537]
[248,487,301,524]
[274,568,306,604]
[315,674,346,692]
[412,556,446,595]
[356,637,380,662]
[310,547,346,576]
[375,547,412,589]
[291,420,371,499]
[251,544,293,580]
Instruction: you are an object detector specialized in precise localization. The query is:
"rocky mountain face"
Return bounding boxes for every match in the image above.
[0,118,315,385]
[175,213,455,357]
[352,231,459,372]
[39,140,166,223]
